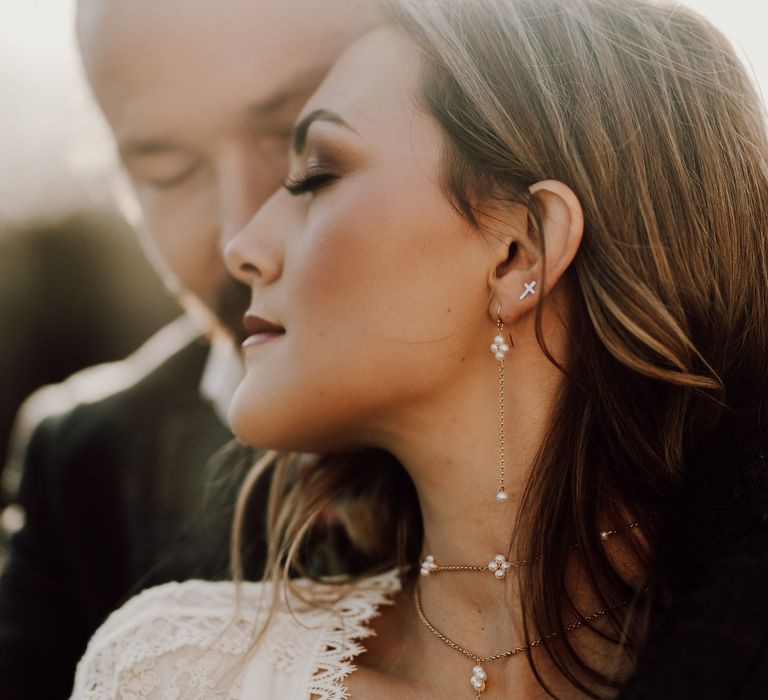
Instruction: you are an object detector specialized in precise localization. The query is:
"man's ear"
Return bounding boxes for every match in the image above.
[486,179,584,324]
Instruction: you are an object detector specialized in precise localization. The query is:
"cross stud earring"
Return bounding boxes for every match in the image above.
[520,280,536,300]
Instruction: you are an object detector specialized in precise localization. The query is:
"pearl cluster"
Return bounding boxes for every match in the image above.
[420,555,437,576]
[470,665,487,693]
[487,554,513,580]
[490,334,510,361]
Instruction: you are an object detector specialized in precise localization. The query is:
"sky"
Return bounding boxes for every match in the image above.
[1,0,767,225]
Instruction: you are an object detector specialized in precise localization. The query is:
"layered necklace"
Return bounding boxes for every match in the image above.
[410,301,641,698]
[414,521,639,698]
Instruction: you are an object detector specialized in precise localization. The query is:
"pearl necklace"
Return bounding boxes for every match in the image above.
[414,584,622,698]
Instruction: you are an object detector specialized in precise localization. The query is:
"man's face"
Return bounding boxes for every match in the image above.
[78,0,379,338]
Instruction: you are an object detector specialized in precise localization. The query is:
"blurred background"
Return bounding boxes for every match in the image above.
[0,0,181,549]
[0,0,767,547]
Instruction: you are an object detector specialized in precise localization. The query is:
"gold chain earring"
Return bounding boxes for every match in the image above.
[490,281,535,503]
[491,305,510,502]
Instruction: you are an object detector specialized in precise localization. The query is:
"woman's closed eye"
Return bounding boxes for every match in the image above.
[283,169,338,197]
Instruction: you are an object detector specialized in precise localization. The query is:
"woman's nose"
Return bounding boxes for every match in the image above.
[222,197,284,287]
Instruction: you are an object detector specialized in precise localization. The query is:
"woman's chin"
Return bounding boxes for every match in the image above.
[228,404,333,453]
[228,410,289,451]
[227,379,371,453]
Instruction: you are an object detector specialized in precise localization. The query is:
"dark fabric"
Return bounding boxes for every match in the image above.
[0,338,268,700]
[619,417,768,699]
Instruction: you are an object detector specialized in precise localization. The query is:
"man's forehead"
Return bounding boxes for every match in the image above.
[78,0,367,151]
[115,65,332,158]
[78,0,380,67]
[78,0,382,137]
[79,0,339,77]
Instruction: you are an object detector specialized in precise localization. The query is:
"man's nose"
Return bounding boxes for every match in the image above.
[215,144,285,248]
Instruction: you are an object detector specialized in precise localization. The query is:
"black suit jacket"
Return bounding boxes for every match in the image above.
[0,324,265,700]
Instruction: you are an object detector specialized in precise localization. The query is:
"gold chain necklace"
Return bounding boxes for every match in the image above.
[420,520,641,580]
[413,583,623,699]
[420,552,539,579]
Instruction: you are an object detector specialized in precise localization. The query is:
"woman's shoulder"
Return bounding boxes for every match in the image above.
[70,570,401,700]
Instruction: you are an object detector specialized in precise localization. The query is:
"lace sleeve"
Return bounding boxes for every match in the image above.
[70,580,260,700]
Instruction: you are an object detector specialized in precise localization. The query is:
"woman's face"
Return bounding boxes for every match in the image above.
[225,28,500,452]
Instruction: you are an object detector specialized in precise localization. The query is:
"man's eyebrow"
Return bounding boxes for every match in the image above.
[118,139,184,160]
[291,109,358,155]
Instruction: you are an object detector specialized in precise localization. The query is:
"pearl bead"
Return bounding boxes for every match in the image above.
[494,352,505,360]
[475,668,487,681]
[494,554,505,563]
[472,665,484,675]
[494,569,506,579]
[472,678,486,692]
[420,555,438,576]
[501,561,512,571]
[488,561,498,572]
[494,335,504,344]
[495,490,509,502]
[600,531,609,541]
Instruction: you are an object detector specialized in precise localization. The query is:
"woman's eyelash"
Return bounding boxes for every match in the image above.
[283,171,337,196]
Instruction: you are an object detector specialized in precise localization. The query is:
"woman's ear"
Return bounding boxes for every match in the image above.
[487,179,584,324]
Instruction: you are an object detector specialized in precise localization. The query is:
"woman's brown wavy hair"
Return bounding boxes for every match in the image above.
[230,0,768,696]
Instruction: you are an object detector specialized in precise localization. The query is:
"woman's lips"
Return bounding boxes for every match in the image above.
[241,331,284,349]
[241,313,285,349]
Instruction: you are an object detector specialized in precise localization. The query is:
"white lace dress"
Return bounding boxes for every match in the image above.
[70,569,401,700]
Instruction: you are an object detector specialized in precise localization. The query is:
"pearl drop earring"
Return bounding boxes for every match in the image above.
[491,281,535,503]
[491,306,509,502]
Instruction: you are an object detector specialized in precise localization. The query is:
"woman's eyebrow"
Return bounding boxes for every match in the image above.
[291,109,358,155]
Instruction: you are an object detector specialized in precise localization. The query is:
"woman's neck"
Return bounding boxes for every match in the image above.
[369,338,562,647]
[351,331,639,697]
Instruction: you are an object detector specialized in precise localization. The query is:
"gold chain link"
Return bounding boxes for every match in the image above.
[428,556,540,573]
[414,583,623,664]
[422,520,640,574]
[497,317,505,495]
